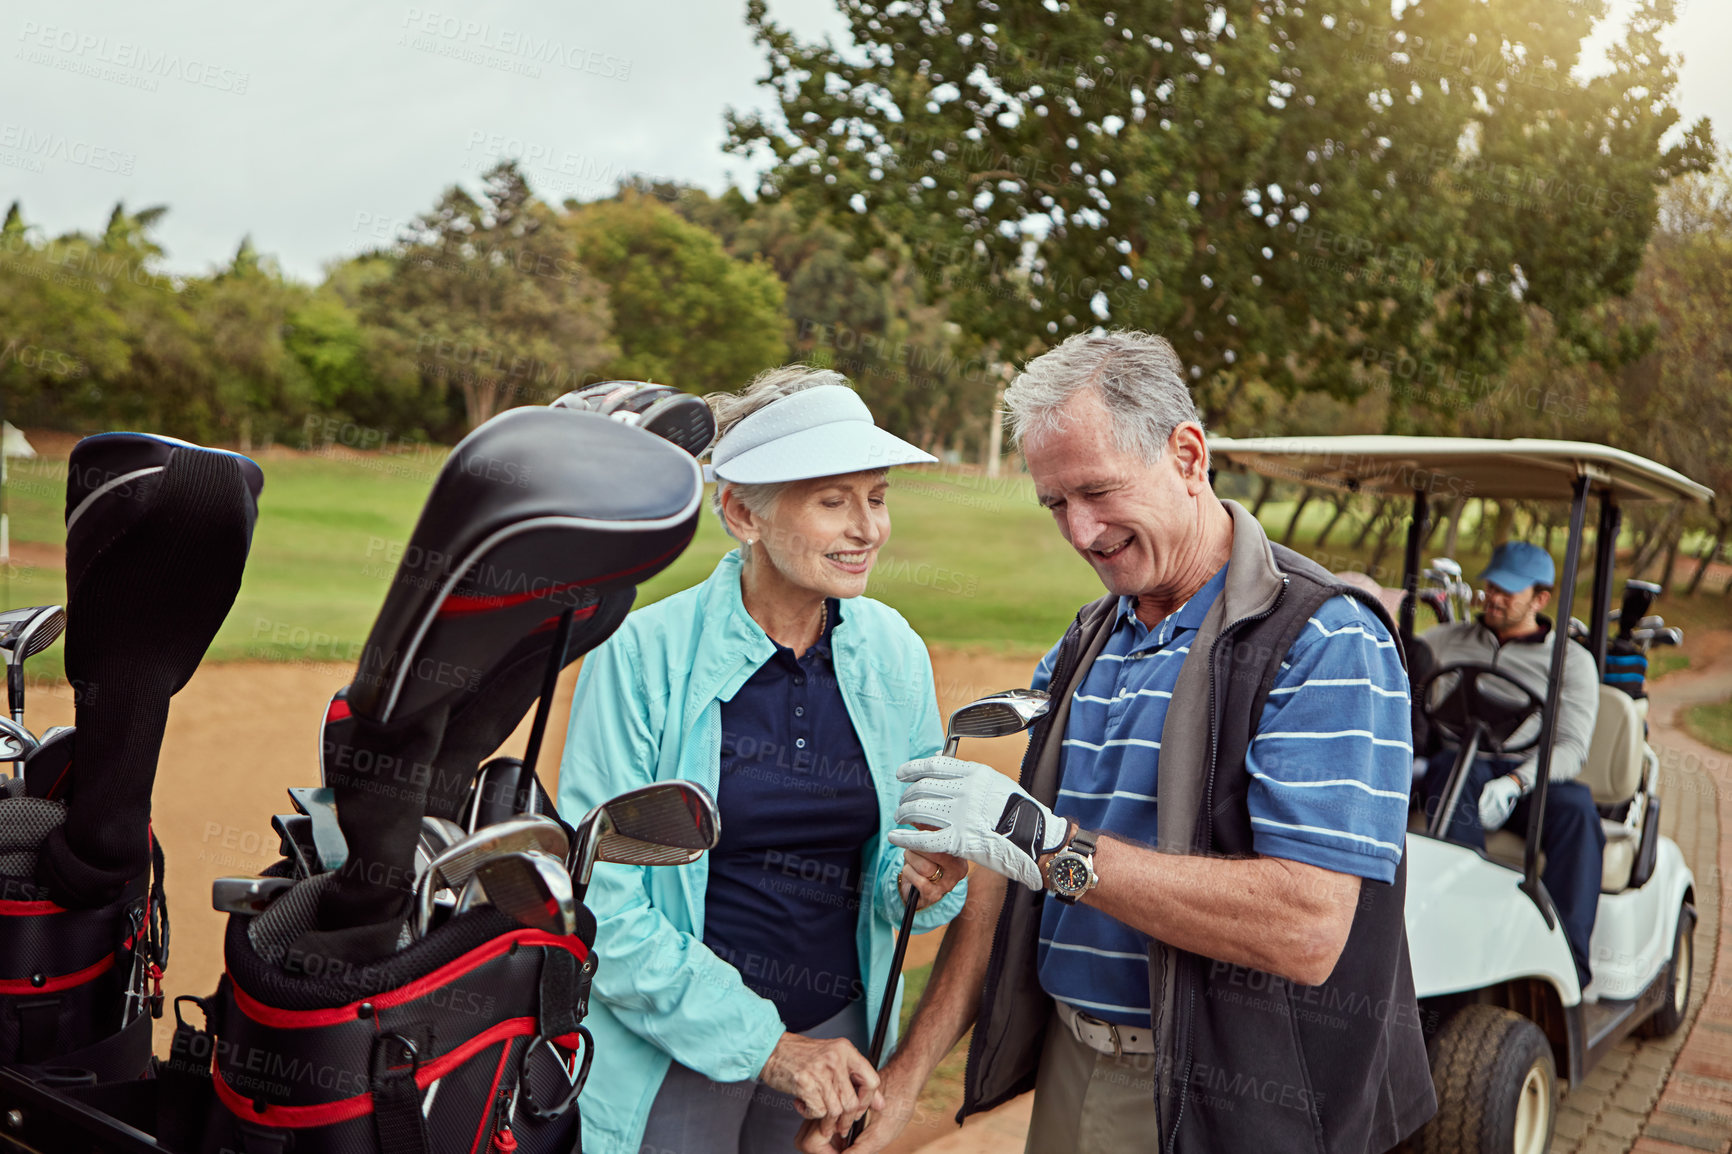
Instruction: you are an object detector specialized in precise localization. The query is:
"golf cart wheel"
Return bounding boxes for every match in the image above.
[1638,902,1695,1039]
[1411,1005,1556,1154]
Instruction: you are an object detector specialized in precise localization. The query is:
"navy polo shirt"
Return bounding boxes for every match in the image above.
[702,599,879,1033]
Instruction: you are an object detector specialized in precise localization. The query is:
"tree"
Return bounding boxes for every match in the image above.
[0,203,130,428]
[363,161,616,430]
[649,183,994,454]
[731,0,1712,424]
[193,237,317,447]
[564,190,788,394]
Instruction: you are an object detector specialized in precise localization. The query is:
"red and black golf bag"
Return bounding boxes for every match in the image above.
[1,433,262,1082]
[165,406,705,1154]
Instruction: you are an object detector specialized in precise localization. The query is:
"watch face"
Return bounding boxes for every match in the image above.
[1052,855,1090,893]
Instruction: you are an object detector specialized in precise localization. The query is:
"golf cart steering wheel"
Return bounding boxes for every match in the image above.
[1418,661,1547,757]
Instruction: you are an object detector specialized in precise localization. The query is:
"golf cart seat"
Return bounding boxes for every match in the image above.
[1482,685,1651,893]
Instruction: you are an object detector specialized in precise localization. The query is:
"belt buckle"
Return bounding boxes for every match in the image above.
[1076,1008,1123,1059]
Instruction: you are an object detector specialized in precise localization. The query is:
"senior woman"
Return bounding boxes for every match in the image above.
[559,366,969,1154]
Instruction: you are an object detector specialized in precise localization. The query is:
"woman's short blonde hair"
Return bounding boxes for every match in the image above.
[706,365,850,539]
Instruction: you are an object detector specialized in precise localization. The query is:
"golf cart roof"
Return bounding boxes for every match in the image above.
[1207,436,1713,505]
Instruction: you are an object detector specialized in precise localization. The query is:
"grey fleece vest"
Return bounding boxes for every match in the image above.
[960,501,1436,1153]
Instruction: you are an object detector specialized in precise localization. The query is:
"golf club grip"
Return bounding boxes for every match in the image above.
[848,884,920,1148]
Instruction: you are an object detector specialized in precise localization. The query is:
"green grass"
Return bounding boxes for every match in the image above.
[1648,650,1692,682]
[1683,698,1732,755]
[898,961,970,1127]
[1,448,1106,684]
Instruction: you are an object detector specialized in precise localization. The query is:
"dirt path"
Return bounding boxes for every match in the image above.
[20,627,1732,1151]
[15,647,1041,1059]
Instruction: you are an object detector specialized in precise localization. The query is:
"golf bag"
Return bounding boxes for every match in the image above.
[0,824,166,1083]
[168,407,704,1153]
[1,433,262,1080]
[167,886,598,1154]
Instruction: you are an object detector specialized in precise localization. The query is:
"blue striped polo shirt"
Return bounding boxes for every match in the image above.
[1032,566,1413,1025]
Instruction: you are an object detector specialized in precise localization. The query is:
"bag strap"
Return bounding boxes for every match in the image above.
[371,1033,432,1154]
[155,993,217,1152]
[537,946,587,1040]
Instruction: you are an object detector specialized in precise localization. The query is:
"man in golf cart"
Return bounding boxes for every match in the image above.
[1419,540,1604,990]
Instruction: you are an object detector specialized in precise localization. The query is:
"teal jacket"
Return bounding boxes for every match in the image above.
[558,549,966,1154]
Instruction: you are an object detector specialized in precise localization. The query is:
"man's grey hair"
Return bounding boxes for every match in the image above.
[1003,330,1203,463]
[705,365,848,539]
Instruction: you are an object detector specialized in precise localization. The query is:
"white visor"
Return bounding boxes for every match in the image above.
[704,384,936,484]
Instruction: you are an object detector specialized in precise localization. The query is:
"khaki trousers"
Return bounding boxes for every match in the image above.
[1024,1009,1163,1154]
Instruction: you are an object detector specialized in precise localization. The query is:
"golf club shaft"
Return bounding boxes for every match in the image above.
[522,606,576,780]
[848,883,920,1147]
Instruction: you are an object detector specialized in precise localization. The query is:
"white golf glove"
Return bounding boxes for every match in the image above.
[888,756,1068,892]
[1478,774,1524,831]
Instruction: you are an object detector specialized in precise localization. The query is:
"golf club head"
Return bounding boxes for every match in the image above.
[549,381,716,459]
[944,688,1053,746]
[1633,625,1683,648]
[0,605,66,662]
[213,875,296,916]
[413,815,468,878]
[472,850,575,935]
[1428,557,1463,578]
[570,781,722,895]
[415,815,570,937]
[0,718,36,762]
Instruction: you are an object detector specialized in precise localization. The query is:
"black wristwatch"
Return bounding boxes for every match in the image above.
[1047,826,1100,905]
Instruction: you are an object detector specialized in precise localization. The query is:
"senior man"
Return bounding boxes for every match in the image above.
[1420,541,1603,991]
[812,330,1434,1154]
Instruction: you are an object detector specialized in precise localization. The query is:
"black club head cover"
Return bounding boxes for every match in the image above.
[420,586,634,823]
[310,408,700,959]
[40,433,262,907]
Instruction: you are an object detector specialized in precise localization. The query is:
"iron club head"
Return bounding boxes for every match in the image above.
[0,718,37,762]
[568,781,721,900]
[942,688,1052,754]
[414,815,569,937]
[472,850,575,935]
[0,605,65,727]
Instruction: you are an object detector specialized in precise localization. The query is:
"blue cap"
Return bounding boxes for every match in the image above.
[1480,541,1556,594]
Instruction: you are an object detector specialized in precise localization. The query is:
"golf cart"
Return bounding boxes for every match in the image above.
[1208,436,1710,1154]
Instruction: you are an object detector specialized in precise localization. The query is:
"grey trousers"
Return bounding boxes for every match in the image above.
[1024,1009,1162,1154]
[638,1001,869,1154]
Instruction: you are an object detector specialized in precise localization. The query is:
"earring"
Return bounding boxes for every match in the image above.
[745,538,754,547]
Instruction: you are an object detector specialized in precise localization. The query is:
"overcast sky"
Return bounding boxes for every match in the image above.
[2,0,1724,284]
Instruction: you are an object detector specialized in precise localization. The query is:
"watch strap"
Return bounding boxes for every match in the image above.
[1067,828,1098,857]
